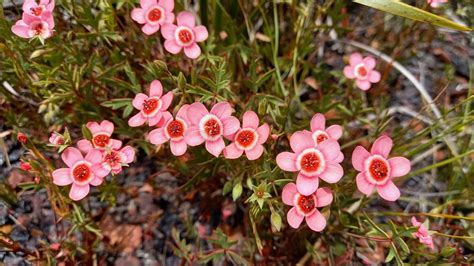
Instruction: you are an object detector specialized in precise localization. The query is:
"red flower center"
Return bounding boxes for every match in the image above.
[142,98,160,115]
[297,195,316,215]
[357,65,367,77]
[147,7,162,22]
[72,163,91,183]
[104,151,121,166]
[178,28,193,44]
[300,151,322,173]
[369,158,389,181]
[92,134,110,148]
[34,23,44,35]
[204,118,222,137]
[30,7,43,16]
[167,120,185,138]
[235,129,256,148]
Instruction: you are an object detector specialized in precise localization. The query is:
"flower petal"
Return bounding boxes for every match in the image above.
[184,126,205,146]
[326,125,342,140]
[160,91,173,111]
[389,157,411,177]
[187,102,208,126]
[411,216,421,227]
[131,8,145,24]
[376,180,400,201]
[158,0,174,11]
[11,24,30,38]
[205,138,225,157]
[149,80,163,97]
[148,112,163,126]
[356,79,371,91]
[120,146,136,163]
[315,187,333,207]
[85,149,102,164]
[61,147,83,168]
[223,143,244,159]
[363,56,376,70]
[210,102,232,119]
[149,128,168,144]
[343,66,355,79]
[351,145,370,171]
[52,168,72,186]
[256,124,270,145]
[132,93,148,109]
[282,183,298,206]
[290,130,314,154]
[335,151,344,163]
[142,23,160,35]
[164,39,182,54]
[296,173,319,196]
[161,23,177,39]
[242,110,259,129]
[349,52,363,66]
[356,172,375,195]
[318,139,341,162]
[193,25,208,42]
[69,183,90,201]
[319,163,343,183]
[184,43,202,59]
[89,176,103,186]
[305,210,326,232]
[110,139,122,150]
[245,145,264,160]
[100,120,114,135]
[77,139,93,153]
[369,70,381,83]
[287,207,304,229]
[170,140,187,156]
[86,121,100,134]
[310,113,326,131]
[176,11,195,28]
[371,135,393,158]
[91,164,110,178]
[140,0,157,10]
[276,152,298,172]
[176,104,189,120]
[128,112,146,127]
[222,116,240,137]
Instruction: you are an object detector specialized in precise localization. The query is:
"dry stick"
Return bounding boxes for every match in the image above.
[341,40,460,158]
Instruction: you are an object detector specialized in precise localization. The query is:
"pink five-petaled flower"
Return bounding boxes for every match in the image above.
[148,104,191,156]
[131,0,174,35]
[352,135,411,201]
[343,53,381,91]
[128,80,173,127]
[101,146,135,175]
[428,0,448,8]
[22,0,55,19]
[276,131,344,196]
[411,217,435,250]
[185,102,239,157]
[310,113,344,163]
[161,11,209,59]
[223,111,270,160]
[77,120,122,153]
[52,147,110,201]
[11,15,54,39]
[282,183,333,232]
[49,132,64,145]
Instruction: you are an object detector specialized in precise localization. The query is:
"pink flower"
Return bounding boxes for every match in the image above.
[17,132,28,144]
[77,120,122,153]
[276,131,344,196]
[52,147,110,201]
[101,146,135,175]
[184,102,239,157]
[223,111,270,160]
[148,104,191,156]
[161,11,209,59]
[427,0,448,7]
[20,162,32,171]
[22,0,55,19]
[12,11,55,40]
[310,113,344,163]
[352,135,410,201]
[128,80,173,127]
[282,183,333,232]
[343,53,381,91]
[411,217,435,250]
[49,132,64,145]
[131,0,174,35]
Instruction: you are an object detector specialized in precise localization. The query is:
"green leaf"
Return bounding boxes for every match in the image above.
[270,212,282,232]
[82,124,92,141]
[385,247,396,263]
[441,246,456,257]
[354,0,471,31]
[232,183,243,201]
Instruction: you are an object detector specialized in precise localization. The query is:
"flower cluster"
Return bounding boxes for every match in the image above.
[11,0,55,40]
[131,0,208,58]
[129,80,270,158]
[52,120,135,201]
[411,217,435,250]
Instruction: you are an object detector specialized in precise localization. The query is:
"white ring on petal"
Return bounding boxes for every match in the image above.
[296,148,326,176]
